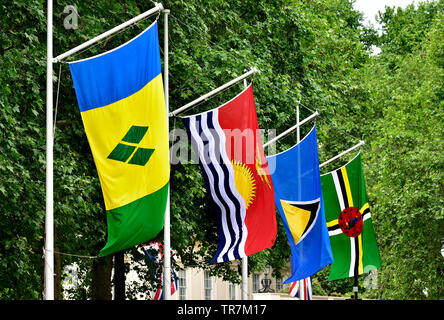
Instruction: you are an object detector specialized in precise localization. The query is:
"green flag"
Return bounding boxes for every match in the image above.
[320,153,381,281]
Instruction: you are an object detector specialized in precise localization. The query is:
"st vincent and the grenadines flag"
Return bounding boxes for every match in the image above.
[267,126,333,283]
[69,21,169,257]
[320,153,381,281]
[182,84,277,264]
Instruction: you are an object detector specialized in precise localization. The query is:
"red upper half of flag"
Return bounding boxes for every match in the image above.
[217,84,276,256]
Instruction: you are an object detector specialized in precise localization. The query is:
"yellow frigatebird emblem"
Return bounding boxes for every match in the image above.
[255,143,272,190]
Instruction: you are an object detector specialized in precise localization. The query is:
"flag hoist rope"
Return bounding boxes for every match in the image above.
[46,3,165,300]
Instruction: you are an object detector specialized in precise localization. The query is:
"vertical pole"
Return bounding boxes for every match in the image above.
[353,274,359,300]
[296,102,300,143]
[114,251,126,300]
[296,103,304,300]
[242,257,248,299]
[241,78,249,300]
[44,0,54,301]
[163,8,171,301]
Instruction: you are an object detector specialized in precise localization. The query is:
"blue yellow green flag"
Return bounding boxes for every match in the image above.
[69,21,169,256]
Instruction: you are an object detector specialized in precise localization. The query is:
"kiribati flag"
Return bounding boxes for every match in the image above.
[182,84,277,263]
[69,21,169,257]
[267,126,333,283]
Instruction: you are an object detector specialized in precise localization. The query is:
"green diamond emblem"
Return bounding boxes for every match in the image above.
[107,126,154,166]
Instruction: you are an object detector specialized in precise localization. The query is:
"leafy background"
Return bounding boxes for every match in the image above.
[0,0,442,299]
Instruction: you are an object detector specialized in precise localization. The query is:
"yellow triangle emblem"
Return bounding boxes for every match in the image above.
[280,198,320,245]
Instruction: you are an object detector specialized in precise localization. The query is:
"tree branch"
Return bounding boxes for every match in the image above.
[0,45,14,55]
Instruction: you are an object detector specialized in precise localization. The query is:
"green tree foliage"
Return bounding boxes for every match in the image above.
[0,0,442,299]
[363,1,444,299]
[0,0,49,299]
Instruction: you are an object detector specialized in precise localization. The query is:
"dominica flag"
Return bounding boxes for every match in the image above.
[69,21,169,257]
[182,84,277,264]
[267,126,333,283]
[320,153,381,280]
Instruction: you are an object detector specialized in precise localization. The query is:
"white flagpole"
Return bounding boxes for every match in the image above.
[163,8,171,301]
[263,111,319,148]
[295,105,304,301]
[44,0,54,300]
[242,78,249,300]
[169,67,259,117]
[319,141,365,169]
[296,103,300,143]
[53,3,164,63]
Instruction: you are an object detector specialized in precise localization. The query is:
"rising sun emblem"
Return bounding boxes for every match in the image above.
[231,160,256,209]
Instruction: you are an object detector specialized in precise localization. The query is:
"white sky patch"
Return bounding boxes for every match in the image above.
[353,0,420,55]
[354,0,420,29]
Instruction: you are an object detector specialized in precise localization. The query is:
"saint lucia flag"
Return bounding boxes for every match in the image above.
[320,153,381,280]
[267,126,333,283]
[182,84,277,264]
[69,21,169,257]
